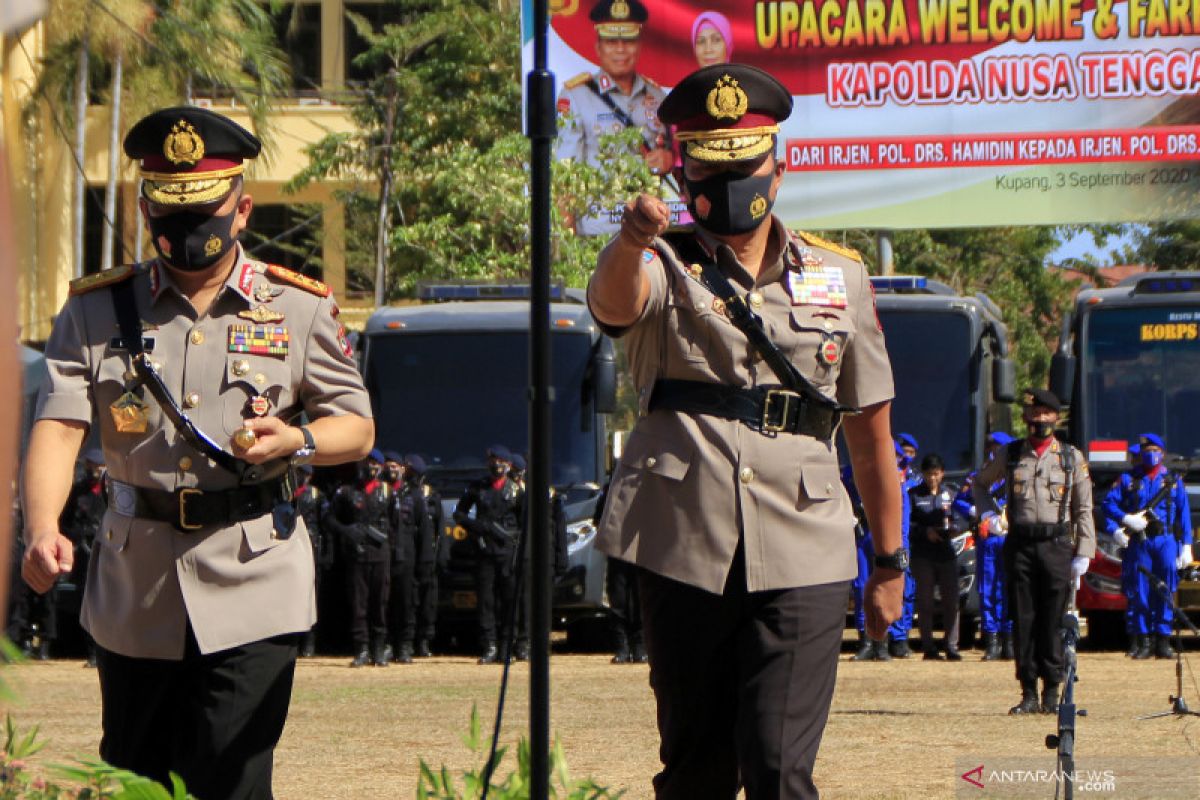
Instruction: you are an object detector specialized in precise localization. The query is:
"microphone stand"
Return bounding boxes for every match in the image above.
[1135,563,1200,720]
[1045,603,1083,800]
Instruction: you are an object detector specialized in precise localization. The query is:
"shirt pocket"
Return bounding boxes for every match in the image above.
[95,350,162,434]
[799,462,841,507]
[786,307,855,391]
[240,514,289,557]
[96,509,132,553]
[665,280,721,364]
[620,429,694,482]
[222,357,293,435]
[1012,467,1031,497]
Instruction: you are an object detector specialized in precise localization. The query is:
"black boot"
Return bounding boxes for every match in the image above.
[299,631,316,658]
[84,645,97,669]
[1125,633,1139,658]
[1155,634,1176,660]
[1040,682,1061,714]
[394,643,414,664]
[35,640,51,661]
[1009,681,1040,715]
[611,629,631,664]
[415,639,432,658]
[373,643,392,667]
[1133,633,1152,660]
[513,641,530,662]
[944,639,963,662]
[1001,633,1015,661]
[922,643,944,661]
[630,641,648,664]
[889,634,912,659]
[851,631,875,661]
[981,632,1002,661]
[478,642,499,664]
[872,639,892,661]
[350,647,371,668]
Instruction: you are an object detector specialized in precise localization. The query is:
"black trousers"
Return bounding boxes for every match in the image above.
[476,554,525,649]
[639,564,849,800]
[348,560,390,649]
[415,567,439,642]
[95,630,299,800]
[1003,535,1073,685]
[606,557,644,648]
[912,556,960,651]
[388,559,416,649]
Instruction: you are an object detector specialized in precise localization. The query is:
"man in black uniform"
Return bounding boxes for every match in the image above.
[454,445,527,664]
[974,389,1095,715]
[327,450,393,667]
[62,449,108,665]
[406,454,443,658]
[596,481,645,663]
[293,464,327,657]
[385,449,424,663]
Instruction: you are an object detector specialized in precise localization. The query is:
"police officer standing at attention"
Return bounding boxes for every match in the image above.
[590,64,904,798]
[387,449,426,664]
[405,454,443,658]
[966,431,1016,661]
[1103,433,1192,659]
[21,106,374,798]
[292,464,327,658]
[62,449,108,666]
[974,389,1094,715]
[556,0,672,235]
[454,445,527,664]
[328,450,393,667]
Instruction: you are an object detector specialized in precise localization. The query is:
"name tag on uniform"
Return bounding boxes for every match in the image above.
[787,265,848,309]
[227,324,289,357]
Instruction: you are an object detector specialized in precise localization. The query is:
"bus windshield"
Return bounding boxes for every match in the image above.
[1081,305,1200,458]
[878,309,975,474]
[364,331,600,487]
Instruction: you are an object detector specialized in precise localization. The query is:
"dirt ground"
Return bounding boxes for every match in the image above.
[4,637,1200,798]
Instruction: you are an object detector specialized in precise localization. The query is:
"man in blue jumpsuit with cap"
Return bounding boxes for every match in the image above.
[1103,433,1193,659]
[970,431,1016,661]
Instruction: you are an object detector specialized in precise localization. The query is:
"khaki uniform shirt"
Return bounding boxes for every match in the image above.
[590,220,895,594]
[556,70,667,236]
[36,247,372,659]
[973,438,1096,559]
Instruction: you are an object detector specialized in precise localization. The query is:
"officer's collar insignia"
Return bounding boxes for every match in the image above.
[598,72,613,92]
[238,305,286,324]
[707,75,749,122]
[612,0,630,19]
[163,120,205,166]
[254,283,284,303]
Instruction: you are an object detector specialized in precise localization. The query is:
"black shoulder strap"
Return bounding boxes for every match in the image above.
[585,78,639,134]
[1057,443,1075,526]
[657,232,856,415]
[110,278,251,481]
[1004,439,1023,509]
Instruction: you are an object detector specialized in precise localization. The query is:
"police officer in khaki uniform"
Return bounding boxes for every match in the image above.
[21,107,374,798]
[556,0,672,235]
[590,64,905,799]
[974,389,1094,716]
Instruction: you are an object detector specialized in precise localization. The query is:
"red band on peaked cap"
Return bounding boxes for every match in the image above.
[671,112,779,135]
[140,155,243,173]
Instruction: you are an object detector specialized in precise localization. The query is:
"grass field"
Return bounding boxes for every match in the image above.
[3,638,1200,798]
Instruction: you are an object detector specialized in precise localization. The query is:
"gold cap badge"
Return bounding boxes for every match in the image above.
[163,120,206,166]
[707,76,749,122]
[611,0,630,19]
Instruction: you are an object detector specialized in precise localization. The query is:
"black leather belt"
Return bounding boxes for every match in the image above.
[1010,522,1070,542]
[108,479,284,533]
[649,379,840,440]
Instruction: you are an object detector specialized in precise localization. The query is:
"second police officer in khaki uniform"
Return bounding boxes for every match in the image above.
[590,64,905,799]
[974,388,1095,716]
[21,107,374,798]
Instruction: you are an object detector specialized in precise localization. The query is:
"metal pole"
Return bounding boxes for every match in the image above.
[526,2,554,798]
[876,229,895,275]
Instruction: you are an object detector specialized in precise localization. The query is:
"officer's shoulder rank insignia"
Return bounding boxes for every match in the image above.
[265,264,330,297]
[795,230,864,264]
[70,264,135,296]
[565,72,592,90]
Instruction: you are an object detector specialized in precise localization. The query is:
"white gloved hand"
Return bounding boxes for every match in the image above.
[1111,530,1130,548]
[1071,555,1090,590]
[1122,513,1148,532]
[1178,551,1192,571]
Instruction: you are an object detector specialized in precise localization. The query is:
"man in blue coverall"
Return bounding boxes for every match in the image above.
[1103,433,1193,659]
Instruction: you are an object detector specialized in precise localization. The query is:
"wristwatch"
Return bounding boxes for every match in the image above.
[290,426,316,466]
[874,546,910,571]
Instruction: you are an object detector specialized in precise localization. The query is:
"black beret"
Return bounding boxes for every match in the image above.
[1021,388,1062,412]
[382,450,404,464]
[510,454,527,471]
[404,454,427,475]
[124,106,260,206]
[83,448,105,465]
[486,444,513,462]
[590,0,647,39]
[659,64,792,163]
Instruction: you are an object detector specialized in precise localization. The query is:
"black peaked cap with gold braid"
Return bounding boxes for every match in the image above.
[124,106,261,206]
[590,0,647,40]
[659,64,793,163]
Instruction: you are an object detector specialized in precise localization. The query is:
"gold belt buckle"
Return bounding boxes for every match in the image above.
[761,389,797,433]
[178,487,204,531]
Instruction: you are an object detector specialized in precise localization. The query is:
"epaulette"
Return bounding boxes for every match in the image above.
[265,264,331,297]
[644,75,661,89]
[69,264,136,296]
[564,72,592,90]
[795,231,864,264]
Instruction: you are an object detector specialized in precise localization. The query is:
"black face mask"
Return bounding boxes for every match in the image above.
[404,471,420,486]
[683,170,775,235]
[489,462,508,478]
[382,468,399,483]
[147,205,239,272]
[1027,421,1056,440]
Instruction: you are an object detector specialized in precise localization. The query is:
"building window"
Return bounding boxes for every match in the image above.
[272,2,323,95]
[83,187,123,275]
[242,203,324,278]
[344,1,403,86]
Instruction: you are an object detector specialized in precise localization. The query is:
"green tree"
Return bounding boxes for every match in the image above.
[1130,220,1200,270]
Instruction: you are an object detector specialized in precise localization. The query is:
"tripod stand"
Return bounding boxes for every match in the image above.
[1045,607,1083,800]
[1135,564,1200,720]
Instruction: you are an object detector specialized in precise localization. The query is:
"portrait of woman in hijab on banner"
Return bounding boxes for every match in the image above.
[691,10,732,68]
